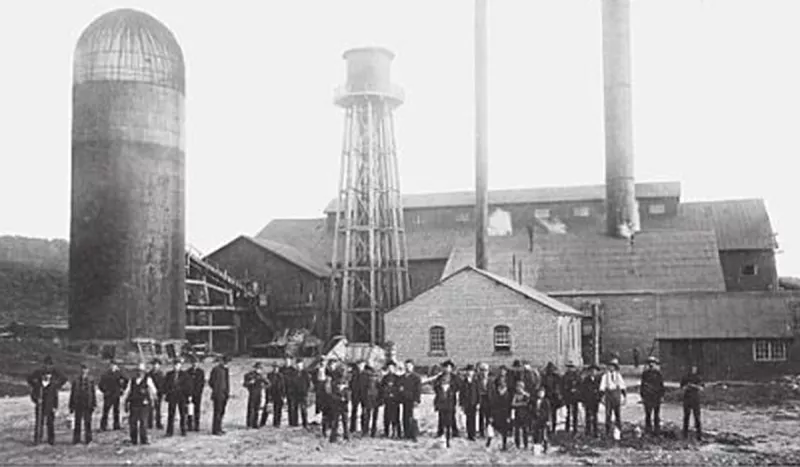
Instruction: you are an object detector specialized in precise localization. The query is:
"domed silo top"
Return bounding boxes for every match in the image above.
[73,8,185,93]
[342,47,396,95]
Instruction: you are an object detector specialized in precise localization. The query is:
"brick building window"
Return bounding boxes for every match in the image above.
[753,339,788,362]
[493,325,511,353]
[429,326,446,355]
[741,264,758,276]
[648,204,666,215]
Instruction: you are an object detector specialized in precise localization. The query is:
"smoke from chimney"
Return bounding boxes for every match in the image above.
[602,0,640,238]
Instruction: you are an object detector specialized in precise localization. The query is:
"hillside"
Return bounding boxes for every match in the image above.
[0,236,69,327]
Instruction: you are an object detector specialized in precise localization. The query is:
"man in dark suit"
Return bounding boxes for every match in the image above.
[288,359,312,428]
[349,360,369,433]
[459,364,481,441]
[186,357,206,432]
[209,355,231,435]
[163,358,192,437]
[147,359,165,429]
[399,359,421,441]
[98,360,129,431]
[244,362,268,428]
[262,365,285,428]
[68,363,97,445]
[28,356,67,445]
[123,363,158,445]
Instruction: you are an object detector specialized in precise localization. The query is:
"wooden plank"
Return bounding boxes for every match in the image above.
[186,305,242,311]
[186,325,236,331]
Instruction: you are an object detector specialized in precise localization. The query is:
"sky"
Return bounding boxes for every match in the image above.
[1,0,799,275]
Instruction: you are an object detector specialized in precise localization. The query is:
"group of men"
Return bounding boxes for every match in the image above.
[26,354,233,446]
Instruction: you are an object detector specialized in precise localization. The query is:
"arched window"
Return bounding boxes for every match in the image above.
[494,325,511,353]
[429,326,446,354]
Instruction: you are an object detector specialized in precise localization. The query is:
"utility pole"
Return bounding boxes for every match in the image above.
[475,0,489,271]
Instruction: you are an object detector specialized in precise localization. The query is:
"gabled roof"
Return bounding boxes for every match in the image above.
[646,199,776,250]
[208,235,331,278]
[323,181,681,213]
[392,265,584,317]
[656,292,799,339]
[441,231,727,294]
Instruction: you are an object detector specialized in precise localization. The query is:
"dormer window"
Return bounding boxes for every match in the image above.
[648,203,666,215]
[572,206,590,217]
[742,264,758,276]
[534,208,550,219]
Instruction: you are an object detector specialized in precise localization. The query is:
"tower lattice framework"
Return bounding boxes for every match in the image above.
[330,47,410,345]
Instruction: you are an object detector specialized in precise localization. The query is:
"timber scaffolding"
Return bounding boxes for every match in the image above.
[184,246,273,354]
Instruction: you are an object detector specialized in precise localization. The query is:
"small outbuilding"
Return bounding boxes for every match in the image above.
[657,293,800,381]
[384,265,585,369]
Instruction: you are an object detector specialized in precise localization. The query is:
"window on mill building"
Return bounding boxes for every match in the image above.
[494,325,511,354]
[429,326,446,355]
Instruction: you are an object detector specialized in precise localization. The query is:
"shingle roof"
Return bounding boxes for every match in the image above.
[208,236,331,278]
[391,265,585,317]
[440,231,727,293]
[646,199,776,250]
[323,181,681,213]
[656,292,799,339]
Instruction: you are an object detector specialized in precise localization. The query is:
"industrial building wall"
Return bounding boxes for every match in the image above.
[408,259,447,297]
[385,270,580,369]
[206,239,326,324]
[719,250,778,291]
[659,338,797,381]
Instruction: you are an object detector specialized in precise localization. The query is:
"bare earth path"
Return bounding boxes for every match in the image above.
[1,359,798,465]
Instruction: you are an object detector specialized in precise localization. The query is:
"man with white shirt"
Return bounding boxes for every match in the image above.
[123,363,158,445]
[599,358,626,438]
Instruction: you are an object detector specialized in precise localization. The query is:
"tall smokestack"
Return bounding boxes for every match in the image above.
[602,0,640,238]
[475,0,489,270]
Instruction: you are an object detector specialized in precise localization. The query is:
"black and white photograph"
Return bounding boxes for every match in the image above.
[1,0,800,464]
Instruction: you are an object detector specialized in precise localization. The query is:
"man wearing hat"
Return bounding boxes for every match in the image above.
[580,363,602,438]
[263,363,286,428]
[68,363,97,444]
[599,358,627,438]
[459,364,481,441]
[208,355,231,435]
[476,362,492,439]
[640,356,666,435]
[163,358,192,436]
[400,359,422,441]
[380,360,402,438]
[98,360,128,432]
[433,359,459,448]
[349,359,369,434]
[186,356,206,432]
[288,358,312,429]
[146,359,166,429]
[561,361,582,435]
[123,362,158,445]
[243,362,268,428]
[27,356,67,445]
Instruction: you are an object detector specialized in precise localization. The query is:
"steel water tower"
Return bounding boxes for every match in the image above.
[69,9,186,342]
[329,47,410,344]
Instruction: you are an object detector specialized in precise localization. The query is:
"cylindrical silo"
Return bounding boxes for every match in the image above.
[68,8,185,342]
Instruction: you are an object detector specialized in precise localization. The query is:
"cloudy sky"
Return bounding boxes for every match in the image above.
[1,0,799,275]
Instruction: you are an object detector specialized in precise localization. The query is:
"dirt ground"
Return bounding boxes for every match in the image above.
[2,358,800,465]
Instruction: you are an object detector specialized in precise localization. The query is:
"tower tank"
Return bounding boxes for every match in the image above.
[69,8,185,342]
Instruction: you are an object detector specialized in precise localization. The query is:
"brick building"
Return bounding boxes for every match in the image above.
[384,266,584,369]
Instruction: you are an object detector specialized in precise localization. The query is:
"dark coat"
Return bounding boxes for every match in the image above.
[329,377,351,410]
[640,368,666,402]
[511,391,531,421]
[350,367,371,402]
[542,370,562,406]
[244,370,269,396]
[208,364,230,399]
[98,370,129,398]
[187,367,206,398]
[69,375,97,412]
[399,371,422,404]
[561,370,582,404]
[147,369,166,397]
[27,368,67,408]
[680,373,704,404]
[530,396,551,427]
[164,370,192,403]
[380,373,401,404]
[269,371,286,401]
[364,370,382,408]
[522,369,541,393]
[580,374,602,407]
[433,375,458,412]
[459,375,481,408]
[488,385,513,427]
